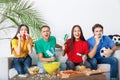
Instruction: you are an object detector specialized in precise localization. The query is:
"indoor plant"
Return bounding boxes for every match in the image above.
[0,0,45,41]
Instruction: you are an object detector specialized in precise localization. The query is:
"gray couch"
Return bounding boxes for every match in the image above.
[0,48,120,80]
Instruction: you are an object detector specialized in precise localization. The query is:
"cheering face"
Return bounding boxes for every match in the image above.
[20,26,28,38]
[73,27,81,40]
[41,27,51,41]
[93,27,103,39]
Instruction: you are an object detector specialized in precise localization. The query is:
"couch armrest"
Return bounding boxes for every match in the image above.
[112,47,120,79]
[0,57,11,80]
[113,47,120,60]
[8,57,13,69]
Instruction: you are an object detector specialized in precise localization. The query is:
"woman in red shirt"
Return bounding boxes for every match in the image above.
[62,25,91,70]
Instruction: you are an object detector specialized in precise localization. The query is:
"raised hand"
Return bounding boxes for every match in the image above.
[25,33,30,40]
[82,55,87,64]
[94,34,102,45]
[17,33,21,39]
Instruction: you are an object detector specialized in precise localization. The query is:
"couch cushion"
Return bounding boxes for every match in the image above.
[29,48,37,65]
[98,64,110,72]
[55,48,67,63]
[98,64,110,80]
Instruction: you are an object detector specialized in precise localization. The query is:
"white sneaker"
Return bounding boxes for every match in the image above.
[18,74,28,77]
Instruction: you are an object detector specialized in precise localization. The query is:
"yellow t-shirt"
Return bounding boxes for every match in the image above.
[11,38,33,58]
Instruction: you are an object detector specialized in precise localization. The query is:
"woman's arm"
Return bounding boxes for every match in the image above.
[27,42,32,54]
[13,34,21,55]
[14,39,21,55]
[27,38,33,54]
[26,34,33,54]
[62,45,66,56]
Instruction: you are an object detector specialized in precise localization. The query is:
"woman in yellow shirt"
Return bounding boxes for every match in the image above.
[11,24,33,77]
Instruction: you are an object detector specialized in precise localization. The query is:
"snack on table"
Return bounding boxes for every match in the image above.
[57,70,85,78]
[75,65,108,76]
[76,65,87,71]
[84,68,108,76]
[60,70,80,74]
[28,66,39,75]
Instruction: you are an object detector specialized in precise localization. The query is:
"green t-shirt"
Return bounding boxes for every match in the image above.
[35,36,56,62]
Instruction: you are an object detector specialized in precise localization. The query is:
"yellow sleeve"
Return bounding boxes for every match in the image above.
[11,39,18,50]
[30,38,33,46]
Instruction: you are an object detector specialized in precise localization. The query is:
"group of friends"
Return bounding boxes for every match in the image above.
[11,24,118,80]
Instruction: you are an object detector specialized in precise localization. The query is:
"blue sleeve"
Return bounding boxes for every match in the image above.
[87,38,94,50]
[106,36,115,48]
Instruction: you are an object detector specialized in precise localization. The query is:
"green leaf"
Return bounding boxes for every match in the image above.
[0,0,45,41]
[0,0,18,3]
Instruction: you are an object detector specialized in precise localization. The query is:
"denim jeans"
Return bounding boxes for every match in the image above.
[13,55,32,74]
[87,57,118,78]
[37,62,46,73]
[66,59,91,70]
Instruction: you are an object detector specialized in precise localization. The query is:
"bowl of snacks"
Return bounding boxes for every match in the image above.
[43,62,60,74]
[28,66,39,75]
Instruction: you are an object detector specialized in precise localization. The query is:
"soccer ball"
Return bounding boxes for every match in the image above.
[100,47,111,58]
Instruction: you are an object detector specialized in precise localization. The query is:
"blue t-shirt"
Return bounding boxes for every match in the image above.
[87,35,115,59]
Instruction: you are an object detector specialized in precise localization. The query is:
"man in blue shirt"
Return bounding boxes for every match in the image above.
[87,24,118,80]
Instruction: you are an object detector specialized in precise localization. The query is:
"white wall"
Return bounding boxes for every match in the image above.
[34,0,120,43]
[0,0,120,57]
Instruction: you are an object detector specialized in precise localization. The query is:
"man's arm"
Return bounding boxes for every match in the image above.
[56,44,62,49]
[107,45,118,55]
[88,43,98,58]
[38,53,56,62]
[56,44,66,56]
[111,45,117,52]
[88,36,101,58]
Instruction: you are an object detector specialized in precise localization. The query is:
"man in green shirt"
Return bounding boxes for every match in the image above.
[35,25,63,73]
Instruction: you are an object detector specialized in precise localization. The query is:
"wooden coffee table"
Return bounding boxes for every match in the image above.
[10,73,106,80]
[61,74,106,80]
[10,73,60,80]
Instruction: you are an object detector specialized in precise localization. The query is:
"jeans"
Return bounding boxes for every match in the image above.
[66,59,91,70]
[13,55,32,74]
[87,57,118,78]
[37,62,46,73]
[60,62,66,71]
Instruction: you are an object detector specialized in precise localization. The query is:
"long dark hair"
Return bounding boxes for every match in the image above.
[12,24,29,39]
[11,24,29,54]
[70,25,86,50]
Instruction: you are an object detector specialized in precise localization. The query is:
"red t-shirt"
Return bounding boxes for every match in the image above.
[65,39,90,63]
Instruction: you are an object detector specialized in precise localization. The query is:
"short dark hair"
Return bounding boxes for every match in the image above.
[92,24,103,32]
[40,25,50,31]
